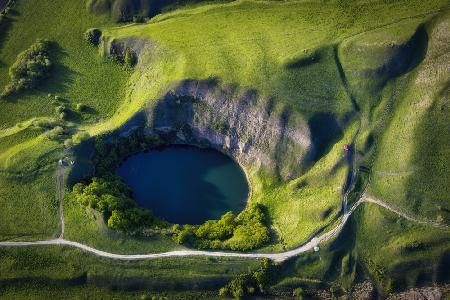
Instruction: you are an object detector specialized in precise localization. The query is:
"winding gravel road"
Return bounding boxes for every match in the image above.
[364,195,450,230]
[1,194,447,262]
[0,155,448,263]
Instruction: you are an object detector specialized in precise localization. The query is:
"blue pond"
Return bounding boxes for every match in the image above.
[116,145,249,224]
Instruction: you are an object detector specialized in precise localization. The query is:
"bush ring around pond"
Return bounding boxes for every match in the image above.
[70,128,271,251]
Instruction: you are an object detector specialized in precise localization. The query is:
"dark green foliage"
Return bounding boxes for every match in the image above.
[219,259,274,297]
[108,208,153,232]
[72,175,156,234]
[1,39,52,98]
[73,132,168,234]
[124,48,136,69]
[84,28,102,46]
[109,42,136,69]
[93,130,164,175]
[173,203,271,251]
[32,118,63,129]
[45,126,66,141]
[55,104,69,114]
[211,120,228,134]
[87,0,151,22]
[90,131,269,248]
[132,15,145,23]
[76,103,88,112]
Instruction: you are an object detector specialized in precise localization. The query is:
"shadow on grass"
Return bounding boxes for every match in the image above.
[37,42,80,95]
[285,47,325,69]
[1,41,80,103]
[307,112,343,163]
[364,25,429,87]
[0,9,18,48]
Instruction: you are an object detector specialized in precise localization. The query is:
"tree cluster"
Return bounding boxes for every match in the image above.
[172,203,271,251]
[219,259,275,298]
[109,41,137,70]
[1,39,52,98]
[94,130,164,175]
[72,175,156,234]
[84,28,102,46]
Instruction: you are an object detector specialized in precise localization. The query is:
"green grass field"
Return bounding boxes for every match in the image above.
[369,11,450,222]
[0,0,449,297]
[272,202,450,296]
[0,0,129,128]
[0,171,58,241]
[0,245,259,298]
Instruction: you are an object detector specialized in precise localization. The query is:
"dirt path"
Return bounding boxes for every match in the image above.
[364,194,450,230]
[56,164,65,239]
[2,125,448,262]
[0,200,365,262]
[1,91,448,262]
[1,195,447,262]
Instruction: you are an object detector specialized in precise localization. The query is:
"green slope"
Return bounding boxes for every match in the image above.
[0,0,449,296]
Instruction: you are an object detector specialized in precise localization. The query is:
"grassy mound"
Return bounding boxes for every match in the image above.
[0,0,449,296]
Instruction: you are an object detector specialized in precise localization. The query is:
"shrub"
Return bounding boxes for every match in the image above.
[64,138,73,148]
[133,15,145,23]
[195,212,235,240]
[72,132,90,144]
[55,104,68,114]
[108,208,153,233]
[32,118,62,129]
[84,28,102,46]
[123,48,136,69]
[73,176,157,234]
[292,287,304,298]
[173,203,270,251]
[1,39,52,98]
[76,103,88,112]
[219,259,274,298]
[45,126,65,141]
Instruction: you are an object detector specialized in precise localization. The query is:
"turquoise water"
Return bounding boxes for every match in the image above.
[116,145,249,224]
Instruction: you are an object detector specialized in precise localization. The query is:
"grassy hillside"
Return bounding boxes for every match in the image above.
[92,0,449,249]
[0,0,129,128]
[368,11,450,222]
[272,203,450,296]
[0,0,449,296]
[0,0,130,242]
[0,246,259,298]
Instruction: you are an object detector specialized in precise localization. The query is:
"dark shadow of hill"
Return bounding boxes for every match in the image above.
[307,112,343,163]
[0,13,14,48]
[88,0,235,22]
[365,25,429,87]
[37,42,79,95]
